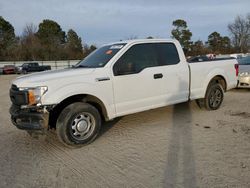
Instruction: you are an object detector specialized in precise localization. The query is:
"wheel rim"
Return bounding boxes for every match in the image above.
[209,88,222,108]
[70,112,96,140]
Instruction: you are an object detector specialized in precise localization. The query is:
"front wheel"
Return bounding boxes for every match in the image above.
[56,102,101,147]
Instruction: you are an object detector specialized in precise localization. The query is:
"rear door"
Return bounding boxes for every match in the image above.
[154,43,189,103]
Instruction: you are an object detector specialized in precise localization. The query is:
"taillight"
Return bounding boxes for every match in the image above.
[234,64,239,76]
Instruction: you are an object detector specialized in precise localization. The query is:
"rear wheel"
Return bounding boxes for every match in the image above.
[196,83,224,110]
[56,102,101,147]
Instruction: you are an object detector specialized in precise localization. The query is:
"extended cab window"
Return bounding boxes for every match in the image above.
[113,43,158,76]
[76,43,126,68]
[113,43,179,76]
[155,43,180,65]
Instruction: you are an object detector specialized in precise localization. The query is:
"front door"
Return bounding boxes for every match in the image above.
[112,43,165,116]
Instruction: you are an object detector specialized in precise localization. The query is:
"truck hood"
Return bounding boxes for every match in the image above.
[13,68,95,87]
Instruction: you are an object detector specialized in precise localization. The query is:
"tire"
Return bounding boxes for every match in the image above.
[204,83,224,110]
[56,102,101,147]
[195,99,204,109]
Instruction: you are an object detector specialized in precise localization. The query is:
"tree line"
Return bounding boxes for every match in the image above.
[171,13,250,56]
[0,17,96,61]
[0,13,249,61]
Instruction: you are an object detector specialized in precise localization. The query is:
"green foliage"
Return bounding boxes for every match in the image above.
[37,19,65,45]
[220,36,231,53]
[36,19,66,60]
[207,32,231,54]
[0,16,17,60]
[11,19,86,61]
[208,32,222,53]
[189,40,209,56]
[65,29,83,59]
[83,45,97,58]
[171,19,192,54]
[1,14,249,61]
[0,17,112,60]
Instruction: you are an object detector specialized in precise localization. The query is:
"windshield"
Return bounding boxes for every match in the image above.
[238,56,250,65]
[75,43,126,68]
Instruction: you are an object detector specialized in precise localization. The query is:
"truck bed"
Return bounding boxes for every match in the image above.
[189,59,237,100]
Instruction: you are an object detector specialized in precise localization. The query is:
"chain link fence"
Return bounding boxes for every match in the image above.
[0,60,80,71]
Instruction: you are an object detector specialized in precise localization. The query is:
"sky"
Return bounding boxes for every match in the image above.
[0,0,249,46]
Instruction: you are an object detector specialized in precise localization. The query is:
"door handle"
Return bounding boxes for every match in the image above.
[96,77,110,82]
[154,73,163,79]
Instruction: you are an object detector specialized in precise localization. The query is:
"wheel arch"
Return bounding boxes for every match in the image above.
[196,75,226,110]
[206,75,227,92]
[49,94,109,129]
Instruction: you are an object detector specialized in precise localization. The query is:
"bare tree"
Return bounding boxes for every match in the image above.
[228,14,250,53]
[20,23,42,60]
[23,23,37,37]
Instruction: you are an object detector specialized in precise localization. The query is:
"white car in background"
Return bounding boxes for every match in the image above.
[238,56,250,88]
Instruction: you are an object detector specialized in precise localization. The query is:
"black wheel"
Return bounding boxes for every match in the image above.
[56,102,101,147]
[204,83,224,110]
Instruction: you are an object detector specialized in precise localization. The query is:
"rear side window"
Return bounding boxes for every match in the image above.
[154,43,180,65]
[113,43,180,76]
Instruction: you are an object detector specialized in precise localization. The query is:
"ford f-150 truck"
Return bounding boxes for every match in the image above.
[9,39,238,147]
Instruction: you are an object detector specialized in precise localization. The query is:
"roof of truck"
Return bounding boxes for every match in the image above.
[107,38,177,46]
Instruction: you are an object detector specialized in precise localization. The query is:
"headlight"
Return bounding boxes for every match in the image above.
[20,86,48,105]
[239,72,249,76]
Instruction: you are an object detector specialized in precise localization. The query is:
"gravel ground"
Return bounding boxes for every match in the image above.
[0,75,250,188]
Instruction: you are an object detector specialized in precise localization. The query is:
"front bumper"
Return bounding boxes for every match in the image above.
[10,105,49,131]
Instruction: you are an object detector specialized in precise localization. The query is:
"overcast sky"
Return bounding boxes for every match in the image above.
[0,0,249,46]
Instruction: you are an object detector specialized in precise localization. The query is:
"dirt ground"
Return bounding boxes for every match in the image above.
[0,75,250,188]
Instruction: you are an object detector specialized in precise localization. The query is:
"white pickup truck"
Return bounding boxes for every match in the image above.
[9,39,238,146]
